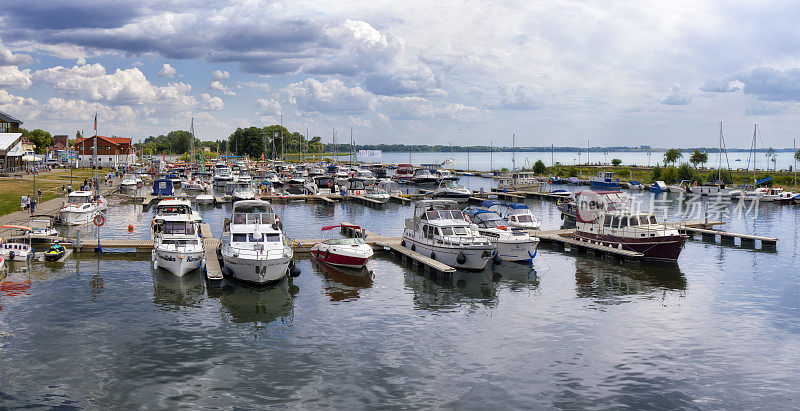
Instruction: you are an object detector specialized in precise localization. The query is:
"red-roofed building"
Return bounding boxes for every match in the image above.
[76,135,136,167]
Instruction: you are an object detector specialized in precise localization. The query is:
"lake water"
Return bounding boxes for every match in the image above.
[1,179,798,408]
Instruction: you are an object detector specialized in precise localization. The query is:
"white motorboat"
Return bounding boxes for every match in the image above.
[402,200,494,270]
[194,194,214,205]
[310,225,374,268]
[744,187,785,202]
[485,201,541,230]
[58,191,106,225]
[152,214,205,277]
[345,178,367,196]
[0,225,34,261]
[232,180,257,200]
[353,169,376,185]
[464,208,539,262]
[313,176,340,196]
[411,168,438,185]
[364,186,390,203]
[428,179,471,203]
[183,179,207,193]
[153,198,202,221]
[119,174,140,190]
[213,165,234,186]
[221,200,294,284]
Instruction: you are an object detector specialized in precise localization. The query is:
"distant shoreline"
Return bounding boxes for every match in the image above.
[336,146,798,153]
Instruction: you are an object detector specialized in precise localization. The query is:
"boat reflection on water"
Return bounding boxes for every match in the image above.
[573,257,686,304]
[311,259,373,302]
[212,277,297,325]
[404,269,498,312]
[151,269,206,309]
[490,261,540,292]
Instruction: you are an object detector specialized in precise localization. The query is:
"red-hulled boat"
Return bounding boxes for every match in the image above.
[573,191,688,262]
[310,225,374,268]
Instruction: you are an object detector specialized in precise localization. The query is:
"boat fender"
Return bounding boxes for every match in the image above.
[410,244,415,252]
[456,251,467,265]
[430,251,436,260]
[401,240,406,247]
[325,249,330,259]
[493,253,502,265]
[290,262,301,277]
[9,251,14,261]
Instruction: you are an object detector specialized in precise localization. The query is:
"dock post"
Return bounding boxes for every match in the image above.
[740,237,756,248]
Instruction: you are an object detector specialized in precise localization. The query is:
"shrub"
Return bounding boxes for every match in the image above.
[611,158,622,167]
[676,163,697,182]
[533,160,547,174]
[650,165,662,183]
[662,165,678,184]
[568,166,579,177]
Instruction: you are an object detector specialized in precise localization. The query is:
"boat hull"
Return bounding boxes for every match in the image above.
[222,253,291,284]
[402,234,493,270]
[58,208,97,225]
[574,231,688,262]
[154,249,205,277]
[494,239,539,262]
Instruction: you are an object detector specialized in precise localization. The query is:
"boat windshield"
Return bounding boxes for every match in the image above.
[424,210,463,220]
[157,205,191,215]
[232,233,281,243]
[515,215,533,223]
[472,211,506,228]
[232,212,276,225]
[163,221,195,235]
[324,238,366,245]
[67,195,92,204]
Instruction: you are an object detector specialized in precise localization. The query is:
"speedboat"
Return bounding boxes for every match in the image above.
[573,191,687,262]
[221,200,294,284]
[119,174,140,190]
[58,191,105,225]
[232,181,257,200]
[628,181,646,190]
[345,178,367,196]
[313,176,340,196]
[364,186,390,203]
[464,208,539,262]
[310,225,374,268]
[152,213,205,276]
[411,168,438,185]
[0,225,34,261]
[402,200,494,270]
[649,181,669,193]
[484,201,541,230]
[428,179,471,203]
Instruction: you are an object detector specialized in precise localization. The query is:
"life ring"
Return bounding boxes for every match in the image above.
[93,214,105,227]
[327,180,334,188]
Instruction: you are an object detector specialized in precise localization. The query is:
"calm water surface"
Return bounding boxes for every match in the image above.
[1,178,798,408]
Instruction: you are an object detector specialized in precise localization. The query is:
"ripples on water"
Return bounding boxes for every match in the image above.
[0,178,798,408]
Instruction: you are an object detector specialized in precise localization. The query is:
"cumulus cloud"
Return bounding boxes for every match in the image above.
[496,84,544,110]
[255,98,281,116]
[286,78,375,114]
[212,69,229,81]
[158,63,176,78]
[660,84,691,105]
[199,93,224,111]
[0,65,32,88]
[210,80,236,95]
[0,42,32,66]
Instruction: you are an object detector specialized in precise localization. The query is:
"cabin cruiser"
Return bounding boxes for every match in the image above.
[364,186,390,203]
[282,180,316,196]
[688,181,735,196]
[589,171,621,190]
[378,180,404,197]
[0,225,34,261]
[119,174,140,190]
[484,201,541,230]
[434,169,456,181]
[428,179,471,203]
[345,178,367,196]
[497,172,543,191]
[213,165,234,186]
[221,200,294,284]
[58,191,106,225]
[573,191,687,262]
[353,169,376,185]
[743,186,785,202]
[183,179,208,193]
[463,208,539,262]
[411,168,438,185]
[392,164,415,182]
[313,176,340,196]
[402,200,494,270]
[152,213,205,276]
[232,180,257,200]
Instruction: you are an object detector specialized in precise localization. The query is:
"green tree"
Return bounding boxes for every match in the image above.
[75,130,82,140]
[795,149,800,163]
[663,149,683,166]
[229,127,266,159]
[611,158,622,167]
[27,129,52,154]
[533,160,547,174]
[676,163,697,182]
[650,165,662,182]
[689,149,708,168]
[661,165,678,184]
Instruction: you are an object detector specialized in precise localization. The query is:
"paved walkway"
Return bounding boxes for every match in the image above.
[0,176,119,226]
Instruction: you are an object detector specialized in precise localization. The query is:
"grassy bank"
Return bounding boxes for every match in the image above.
[0,179,65,216]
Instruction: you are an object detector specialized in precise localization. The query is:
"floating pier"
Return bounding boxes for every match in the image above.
[675,225,778,248]
[348,194,386,206]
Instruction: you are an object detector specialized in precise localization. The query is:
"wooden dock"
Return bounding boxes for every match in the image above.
[674,225,778,248]
[492,188,571,201]
[389,195,412,204]
[536,229,644,260]
[313,195,338,203]
[348,194,386,206]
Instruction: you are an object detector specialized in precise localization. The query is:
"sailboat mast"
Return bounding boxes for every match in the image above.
[753,124,758,186]
[512,133,516,172]
[718,121,722,182]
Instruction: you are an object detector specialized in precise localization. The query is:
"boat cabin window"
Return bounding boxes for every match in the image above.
[639,216,650,225]
[611,216,620,228]
[649,216,658,224]
[619,217,628,228]
[161,239,199,246]
[603,216,612,227]
[453,227,468,236]
[425,210,440,220]
[67,195,92,204]
[440,227,454,236]
[232,233,248,243]
[516,215,533,223]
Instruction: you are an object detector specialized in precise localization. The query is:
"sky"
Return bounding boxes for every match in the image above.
[0,0,798,148]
